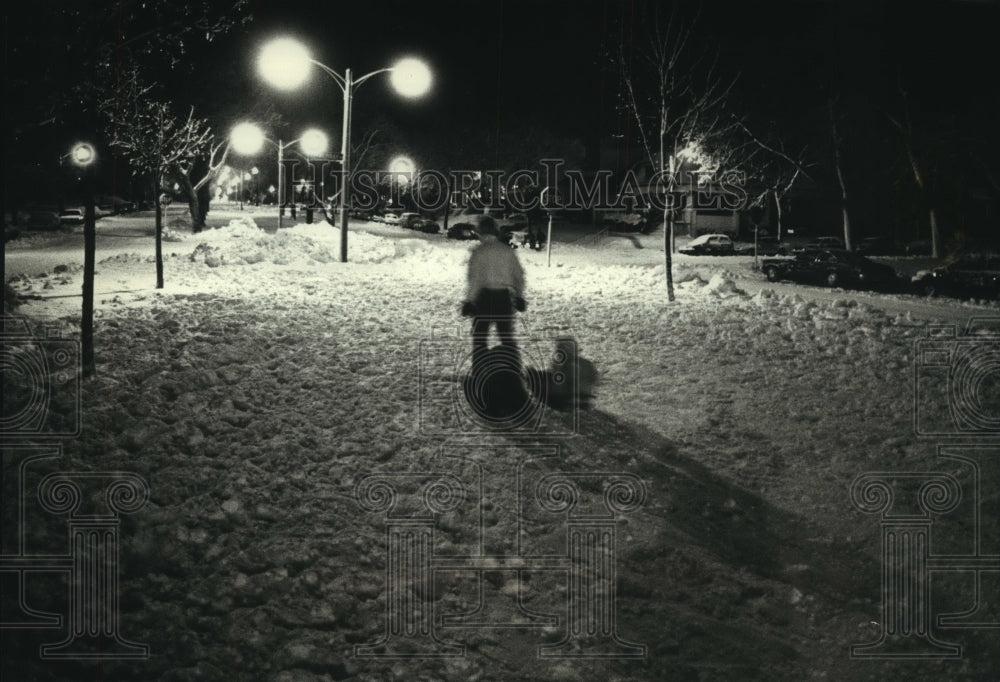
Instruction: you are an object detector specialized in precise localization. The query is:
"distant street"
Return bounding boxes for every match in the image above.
[6,206,994,327]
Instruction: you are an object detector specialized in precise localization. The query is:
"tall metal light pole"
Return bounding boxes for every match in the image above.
[258,38,432,262]
[540,187,555,267]
[277,140,286,227]
[230,122,328,229]
[339,68,353,262]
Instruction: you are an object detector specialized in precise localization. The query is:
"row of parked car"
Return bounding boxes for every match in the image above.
[678,232,1000,300]
[761,249,901,290]
[366,211,537,247]
[679,233,833,256]
[763,250,1000,299]
[911,254,1000,300]
[679,233,934,258]
[370,211,441,233]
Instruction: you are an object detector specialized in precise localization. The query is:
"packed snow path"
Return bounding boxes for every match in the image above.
[3,218,998,681]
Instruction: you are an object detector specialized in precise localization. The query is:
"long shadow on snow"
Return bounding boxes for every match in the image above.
[562,407,879,603]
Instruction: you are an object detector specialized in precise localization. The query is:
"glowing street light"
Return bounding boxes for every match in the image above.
[389,58,433,99]
[230,122,265,156]
[299,129,329,158]
[230,122,328,228]
[70,142,96,167]
[258,36,432,261]
[388,155,416,182]
[257,38,312,91]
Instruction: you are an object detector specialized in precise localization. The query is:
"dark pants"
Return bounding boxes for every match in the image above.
[528,224,542,250]
[471,288,518,372]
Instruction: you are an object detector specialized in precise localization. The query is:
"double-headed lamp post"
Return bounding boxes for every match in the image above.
[258,37,432,262]
[230,122,328,229]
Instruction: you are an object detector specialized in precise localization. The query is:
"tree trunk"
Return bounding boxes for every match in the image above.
[773,190,783,241]
[835,175,852,252]
[188,157,211,232]
[187,193,202,233]
[929,206,940,259]
[895,114,941,259]
[663,203,675,302]
[662,136,675,301]
[81,172,96,377]
[173,170,205,233]
[841,205,851,252]
[830,101,852,251]
[154,176,164,289]
[833,150,852,251]
[910,157,939,258]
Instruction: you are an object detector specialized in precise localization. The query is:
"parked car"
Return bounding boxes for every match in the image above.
[911,254,1000,300]
[98,196,136,214]
[415,218,440,234]
[58,208,86,225]
[679,233,736,256]
[447,223,480,240]
[399,212,422,229]
[500,226,530,247]
[382,213,401,226]
[762,249,901,291]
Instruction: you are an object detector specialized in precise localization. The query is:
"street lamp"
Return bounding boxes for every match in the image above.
[230,122,328,228]
[70,142,96,167]
[69,142,97,375]
[258,37,432,261]
[388,155,416,180]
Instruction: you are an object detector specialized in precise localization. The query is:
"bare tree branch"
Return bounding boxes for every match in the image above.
[735,118,814,182]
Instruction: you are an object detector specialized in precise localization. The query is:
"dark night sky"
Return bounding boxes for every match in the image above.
[5,0,999,208]
[169,0,998,167]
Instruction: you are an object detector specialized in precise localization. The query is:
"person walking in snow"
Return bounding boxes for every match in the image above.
[461,216,526,372]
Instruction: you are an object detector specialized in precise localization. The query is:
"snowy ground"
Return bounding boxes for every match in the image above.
[3,213,999,681]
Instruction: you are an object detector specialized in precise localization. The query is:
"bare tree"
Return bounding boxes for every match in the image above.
[103,81,229,287]
[829,99,853,252]
[885,89,943,258]
[616,5,738,301]
[5,0,248,364]
[738,120,812,241]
